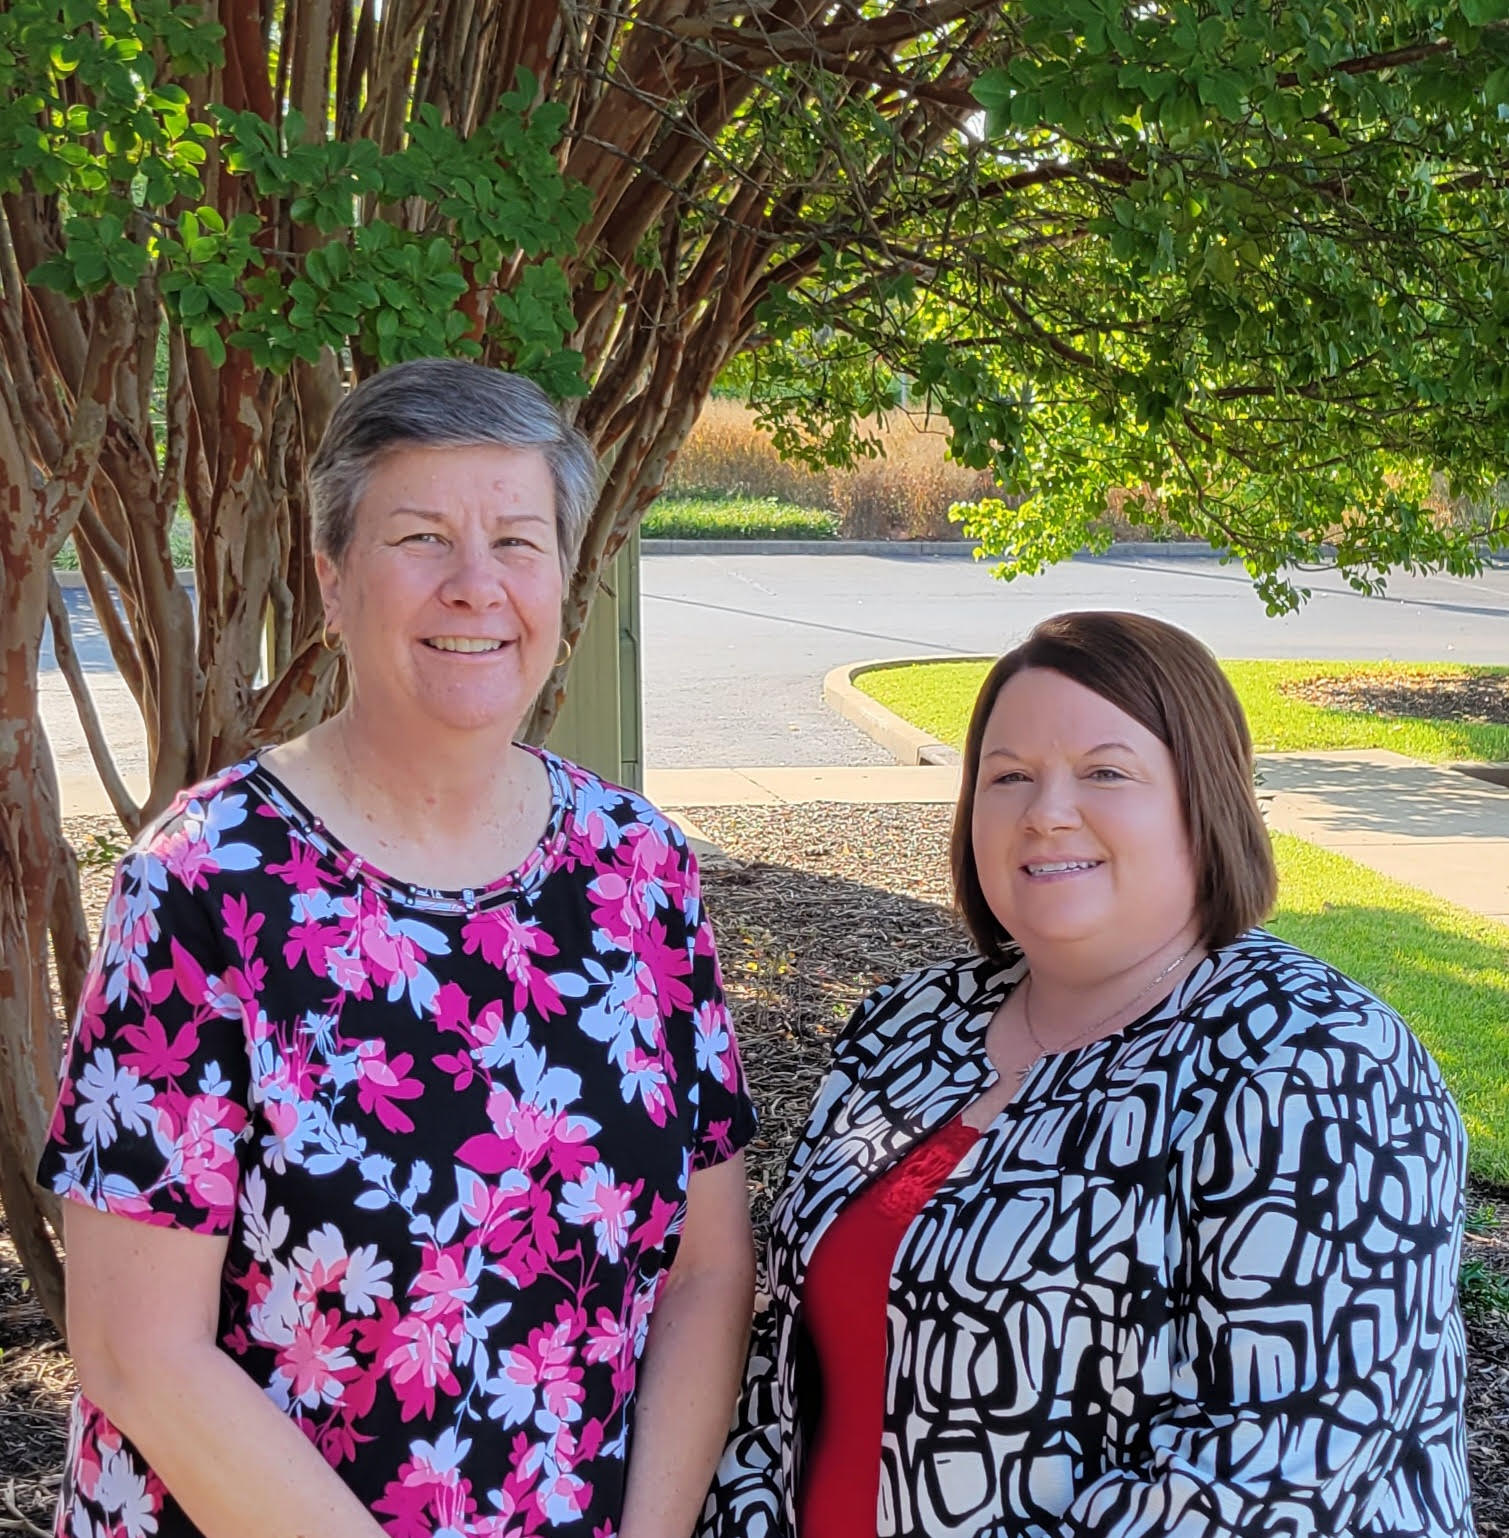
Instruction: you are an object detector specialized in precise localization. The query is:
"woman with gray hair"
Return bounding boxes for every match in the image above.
[40,358,758,1538]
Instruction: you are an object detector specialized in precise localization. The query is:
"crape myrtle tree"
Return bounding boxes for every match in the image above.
[3,0,1509,1326]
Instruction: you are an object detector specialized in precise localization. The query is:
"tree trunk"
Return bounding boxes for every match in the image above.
[0,532,74,1337]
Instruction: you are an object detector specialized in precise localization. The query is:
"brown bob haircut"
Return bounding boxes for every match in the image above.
[950,611,1278,961]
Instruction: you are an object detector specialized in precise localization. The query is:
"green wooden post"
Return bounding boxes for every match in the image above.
[545,528,643,789]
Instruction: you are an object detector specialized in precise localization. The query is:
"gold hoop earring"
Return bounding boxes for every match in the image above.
[555,637,573,667]
[322,622,342,652]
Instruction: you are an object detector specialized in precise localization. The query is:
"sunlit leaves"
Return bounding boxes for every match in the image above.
[8,4,589,398]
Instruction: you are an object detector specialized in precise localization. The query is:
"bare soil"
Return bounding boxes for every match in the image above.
[2,805,1504,1533]
[1281,669,1509,729]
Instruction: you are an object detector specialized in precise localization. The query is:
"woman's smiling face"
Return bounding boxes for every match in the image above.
[970,666,1200,961]
[316,441,564,741]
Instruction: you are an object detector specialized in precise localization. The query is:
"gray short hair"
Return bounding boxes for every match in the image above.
[309,359,598,575]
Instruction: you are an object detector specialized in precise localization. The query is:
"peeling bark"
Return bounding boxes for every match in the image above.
[0,0,991,1310]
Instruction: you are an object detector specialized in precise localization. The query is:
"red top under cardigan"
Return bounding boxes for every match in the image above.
[799,1113,982,1538]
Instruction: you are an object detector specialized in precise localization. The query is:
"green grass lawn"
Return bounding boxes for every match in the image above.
[1268,833,1509,1187]
[642,494,838,540]
[856,658,1509,762]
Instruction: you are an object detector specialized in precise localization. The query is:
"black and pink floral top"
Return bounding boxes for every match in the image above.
[39,749,756,1538]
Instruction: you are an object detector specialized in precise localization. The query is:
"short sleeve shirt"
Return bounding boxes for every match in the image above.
[39,749,756,1538]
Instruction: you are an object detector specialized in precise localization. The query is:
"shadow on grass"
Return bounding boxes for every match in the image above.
[1268,901,1509,1187]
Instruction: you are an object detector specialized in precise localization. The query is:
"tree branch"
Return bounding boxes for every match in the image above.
[46,576,143,833]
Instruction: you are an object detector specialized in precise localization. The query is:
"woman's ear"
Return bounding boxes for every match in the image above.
[314,548,343,636]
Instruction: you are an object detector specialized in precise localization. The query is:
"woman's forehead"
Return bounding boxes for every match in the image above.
[984,668,1161,752]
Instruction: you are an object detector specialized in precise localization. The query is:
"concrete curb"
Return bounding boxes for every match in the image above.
[56,542,1509,578]
[823,658,976,766]
[51,541,1212,584]
[643,538,1222,559]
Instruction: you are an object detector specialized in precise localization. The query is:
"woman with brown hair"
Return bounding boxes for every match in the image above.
[700,610,1470,1538]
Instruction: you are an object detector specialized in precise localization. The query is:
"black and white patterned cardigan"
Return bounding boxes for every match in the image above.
[698,929,1471,1538]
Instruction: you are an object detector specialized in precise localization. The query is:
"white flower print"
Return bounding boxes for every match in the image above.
[95,1442,158,1537]
[239,1168,290,1264]
[76,1050,155,1149]
[342,1243,394,1315]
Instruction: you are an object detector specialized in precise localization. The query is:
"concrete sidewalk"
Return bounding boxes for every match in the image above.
[649,750,1509,929]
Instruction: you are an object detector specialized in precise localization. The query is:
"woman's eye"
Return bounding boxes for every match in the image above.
[401,531,443,546]
[1087,767,1128,781]
[992,770,1030,784]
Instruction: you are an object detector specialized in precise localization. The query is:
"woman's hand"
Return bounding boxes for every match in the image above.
[65,1202,390,1538]
[618,1153,757,1538]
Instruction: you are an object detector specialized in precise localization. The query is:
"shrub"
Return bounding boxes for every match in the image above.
[642,496,838,539]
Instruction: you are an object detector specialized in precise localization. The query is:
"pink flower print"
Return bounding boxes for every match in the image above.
[158,793,258,890]
[276,1305,357,1409]
[583,1306,632,1371]
[460,910,564,1019]
[472,1432,547,1538]
[220,889,265,959]
[491,1304,587,1428]
[284,916,344,979]
[265,838,330,893]
[327,945,369,994]
[431,979,476,1039]
[167,1094,245,1221]
[483,1178,562,1291]
[354,1041,425,1134]
[347,904,447,1014]
[635,922,695,1019]
[628,1275,664,1363]
[618,819,675,887]
[559,1164,637,1263]
[585,871,645,952]
[373,1430,478,1538]
[384,1312,461,1422]
[456,1086,597,1183]
[373,1467,436,1538]
[410,1243,478,1324]
[621,1049,673,1127]
[699,1117,738,1166]
[118,1014,198,1083]
[629,1191,682,1253]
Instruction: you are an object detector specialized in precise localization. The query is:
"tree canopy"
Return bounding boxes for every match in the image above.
[3,0,1509,1321]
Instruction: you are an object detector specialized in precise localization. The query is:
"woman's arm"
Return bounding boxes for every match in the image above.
[619,1153,757,1538]
[66,1202,390,1538]
[1061,1018,1472,1538]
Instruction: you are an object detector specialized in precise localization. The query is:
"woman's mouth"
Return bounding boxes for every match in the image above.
[423,637,507,653]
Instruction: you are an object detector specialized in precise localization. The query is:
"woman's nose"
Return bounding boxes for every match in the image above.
[1022,772,1082,831]
[439,536,503,606]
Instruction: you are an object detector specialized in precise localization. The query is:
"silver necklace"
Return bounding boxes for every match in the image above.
[1021,943,1198,1057]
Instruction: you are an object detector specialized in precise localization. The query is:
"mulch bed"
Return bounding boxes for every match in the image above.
[2,804,1505,1533]
[1281,669,1509,729]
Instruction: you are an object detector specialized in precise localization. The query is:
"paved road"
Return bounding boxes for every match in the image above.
[642,549,1509,766]
[37,551,1509,803]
